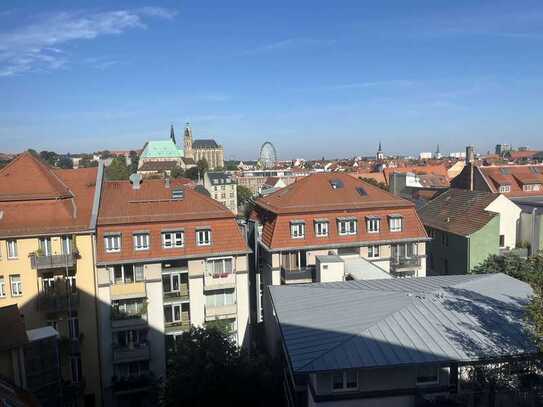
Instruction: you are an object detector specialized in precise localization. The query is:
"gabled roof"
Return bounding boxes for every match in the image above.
[256,173,414,215]
[480,165,543,197]
[0,153,99,237]
[418,189,499,236]
[97,178,236,225]
[0,152,72,201]
[269,273,536,373]
[383,165,449,185]
[140,140,183,159]
[193,139,220,149]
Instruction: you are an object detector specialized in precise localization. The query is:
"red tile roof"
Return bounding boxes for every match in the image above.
[480,165,543,197]
[383,165,449,185]
[509,150,538,160]
[0,152,98,237]
[256,173,415,215]
[253,173,427,250]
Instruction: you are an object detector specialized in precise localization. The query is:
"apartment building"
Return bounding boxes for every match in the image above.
[204,171,238,214]
[249,173,428,321]
[0,152,103,407]
[94,175,250,406]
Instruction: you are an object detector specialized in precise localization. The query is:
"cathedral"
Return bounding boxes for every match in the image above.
[183,123,225,170]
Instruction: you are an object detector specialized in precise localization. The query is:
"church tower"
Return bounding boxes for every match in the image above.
[376,141,384,160]
[170,124,176,145]
[184,122,193,159]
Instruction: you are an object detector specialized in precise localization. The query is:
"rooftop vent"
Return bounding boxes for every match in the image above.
[172,188,184,200]
[530,166,541,174]
[329,179,344,189]
[129,173,143,190]
[355,187,367,196]
[499,167,511,175]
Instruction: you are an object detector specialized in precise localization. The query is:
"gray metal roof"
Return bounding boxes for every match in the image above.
[268,273,537,373]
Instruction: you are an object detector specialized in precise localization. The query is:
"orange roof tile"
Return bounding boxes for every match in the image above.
[383,165,449,185]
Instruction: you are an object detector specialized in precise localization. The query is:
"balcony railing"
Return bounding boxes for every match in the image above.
[30,254,75,271]
[111,372,155,394]
[163,284,189,302]
[113,343,151,363]
[204,272,236,290]
[38,291,79,312]
[164,320,191,334]
[111,309,148,329]
[281,266,314,284]
[205,304,237,320]
[390,257,422,276]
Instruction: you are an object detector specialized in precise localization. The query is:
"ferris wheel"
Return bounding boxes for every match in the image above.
[259,141,277,169]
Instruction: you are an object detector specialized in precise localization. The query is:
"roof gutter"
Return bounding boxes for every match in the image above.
[90,160,105,230]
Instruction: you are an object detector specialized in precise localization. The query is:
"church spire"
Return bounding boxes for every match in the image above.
[170,124,176,145]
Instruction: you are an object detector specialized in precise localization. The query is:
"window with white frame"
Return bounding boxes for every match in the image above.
[104,234,121,253]
[196,229,212,246]
[113,264,144,284]
[368,245,380,258]
[416,366,439,385]
[61,236,73,255]
[499,185,511,193]
[205,289,235,308]
[331,370,358,391]
[7,240,17,259]
[10,275,22,296]
[366,217,380,233]
[39,237,52,256]
[163,303,189,324]
[389,216,403,232]
[133,233,150,251]
[290,222,305,239]
[314,221,329,237]
[162,231,184,248]
[207,257,233,278]
[0,276,5,297]
[338,219,357,236]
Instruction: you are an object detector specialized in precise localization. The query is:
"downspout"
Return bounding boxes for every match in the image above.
[467,235,471,274]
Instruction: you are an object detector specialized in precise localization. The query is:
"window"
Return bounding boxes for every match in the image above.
[499,235,505,248]
[68,314,79,339]
[499,185,511,193]
[368,245,380,258]
[163,303,189,324]
[290,222,305,239]
[338,219,357,236]
[314,221,329,237]
[10,275,22,296]
[7,240,17,259]
[207,257,234,278]
[71,356,82,384]
[61,236,73,255]
[196,229,212,246]
[389,216,403,232]
[392,243,418,259]
[0,276,5,297]
[366,217,380,233]
[162,231,184,248]
[133,233,150,251]
[105,234,121,253]
[331,370,358,391]
[39,237,52,256]
[42,276,55,295]
[205,289,235,308]
[416,366,439,385]
[112,299,146,319]
[113,264,144,284]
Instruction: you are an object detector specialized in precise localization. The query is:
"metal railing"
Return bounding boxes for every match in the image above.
[281,266,314,283]
[30,254,75,270]
[38,291,79,312]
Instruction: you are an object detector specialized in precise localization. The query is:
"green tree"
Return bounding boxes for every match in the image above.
[128,150,139,174]
[106,157,130,180]
[57,155,73,169]
[224,161,238,171]
[39,151,59,166]
[197,158,209,175]
[170,166,185,179]
[359,177,387,191]
[184,167,199,181]
[161,326,282,407]
[237,185,253,207]
[79,158,98,168]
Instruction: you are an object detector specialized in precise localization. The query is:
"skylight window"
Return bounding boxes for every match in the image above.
[172,189,184,200]
[330,179,344,189]
[356,187,367,196]
[499,167,511,175]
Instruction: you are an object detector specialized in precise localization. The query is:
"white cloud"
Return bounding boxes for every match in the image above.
[243,37,336,55]
[0,7,177,77]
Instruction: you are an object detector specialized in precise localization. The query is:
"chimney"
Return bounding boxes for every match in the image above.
[465,145,475,191]
[165,177,171,189]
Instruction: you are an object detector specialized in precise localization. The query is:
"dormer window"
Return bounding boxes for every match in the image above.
[523,184,541,192]
[338,218,357,236]
[388,215,403,232]
[314,220,329,237]
[197,229,212,246]
[366,216,380,233]
[499,185,511,193]
[172,188,184,200]
[290,221,305,239]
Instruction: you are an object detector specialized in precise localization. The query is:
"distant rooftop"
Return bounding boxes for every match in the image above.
[193,139,220,149]
[140,140,183,159]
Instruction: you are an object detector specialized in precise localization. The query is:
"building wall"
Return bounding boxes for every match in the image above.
[469,217,500,272]
[485,195,521,249]
[0,234,102,406]
[426,229,469,275]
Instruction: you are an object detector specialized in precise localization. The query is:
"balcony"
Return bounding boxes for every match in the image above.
[205,304,237,320]
[111,282,146,300]
[111,310,148,329]
[281,267,314,284]
[30,254,75,271]
[38,291,79,312]
[164,320,191,334]
[204,272,236,291]
[113,343,150,364]
[390,257,421,277]
[163,283,189,303]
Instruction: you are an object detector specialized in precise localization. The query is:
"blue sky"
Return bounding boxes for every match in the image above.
[1,0,543,159]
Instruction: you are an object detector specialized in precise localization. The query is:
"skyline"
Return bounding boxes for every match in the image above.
[1,0,543,159]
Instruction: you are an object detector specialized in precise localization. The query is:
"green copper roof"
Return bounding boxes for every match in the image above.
[141,140,184,159]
